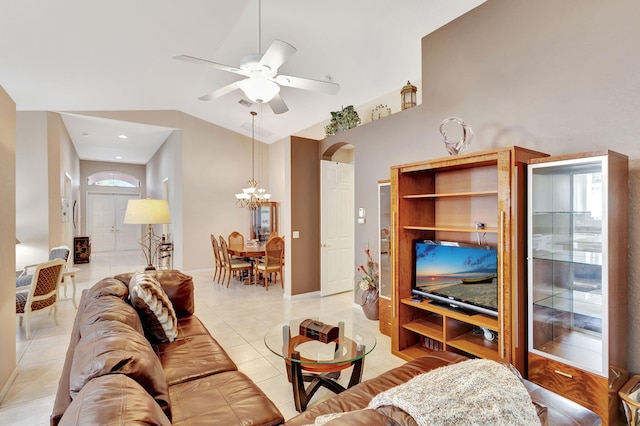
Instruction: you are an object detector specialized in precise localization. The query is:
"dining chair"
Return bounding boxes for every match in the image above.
[219,238,253,288]
[210,234,223,284]
[267,231,279,241]
[228,231,245,256]
[228,231,250,279]
[255,236,284,291]
[16,258,66,339]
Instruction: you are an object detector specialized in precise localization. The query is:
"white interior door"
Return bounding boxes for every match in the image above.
[320,160,354,296]
[88,193,140,252]
[114,194,140,250]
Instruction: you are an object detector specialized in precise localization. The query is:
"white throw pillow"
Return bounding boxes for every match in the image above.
[128,272,178,343]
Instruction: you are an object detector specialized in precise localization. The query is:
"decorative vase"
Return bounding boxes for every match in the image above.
[439,117,473,156]
[359,288,379,320]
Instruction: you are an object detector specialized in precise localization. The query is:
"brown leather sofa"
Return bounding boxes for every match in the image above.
[285,352,603,426]
[50,270,284,426]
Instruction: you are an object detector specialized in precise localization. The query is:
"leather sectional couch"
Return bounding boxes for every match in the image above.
[51,269,601,425]
[50,270,284,426]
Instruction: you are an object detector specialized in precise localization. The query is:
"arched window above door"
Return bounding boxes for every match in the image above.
[87,171,140,188]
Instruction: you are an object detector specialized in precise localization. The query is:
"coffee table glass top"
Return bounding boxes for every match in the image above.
[264,317,377,365]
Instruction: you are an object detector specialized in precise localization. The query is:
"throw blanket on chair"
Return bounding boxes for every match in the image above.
[368,359,540,426]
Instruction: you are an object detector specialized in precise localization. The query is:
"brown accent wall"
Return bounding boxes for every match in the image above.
[290,136,320,295]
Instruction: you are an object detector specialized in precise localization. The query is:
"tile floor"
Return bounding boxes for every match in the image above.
[1,251,405,425]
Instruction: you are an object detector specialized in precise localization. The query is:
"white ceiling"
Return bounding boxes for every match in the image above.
[0,0,484,163]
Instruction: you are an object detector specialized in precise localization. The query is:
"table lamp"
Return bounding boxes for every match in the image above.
[123,198,171,270]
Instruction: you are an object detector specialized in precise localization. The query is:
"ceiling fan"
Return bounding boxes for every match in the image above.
[173,0,339,114]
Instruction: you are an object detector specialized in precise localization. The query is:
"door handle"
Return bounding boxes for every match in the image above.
[321,243,329,248]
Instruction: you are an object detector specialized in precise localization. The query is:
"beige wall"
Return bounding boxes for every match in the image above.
[267,138,289,292]
[76,110,265,271]
[48,112,80,249]
[146,129,182,268]
[322,0,640,372]
[16,112,50,267]
[0,86,16,398]
[15,112,80,268]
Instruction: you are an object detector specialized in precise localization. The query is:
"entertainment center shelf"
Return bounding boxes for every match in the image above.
[400,298,500,361]
[391,146,548,374]
[402,190,498,199]
[403,225,498,233]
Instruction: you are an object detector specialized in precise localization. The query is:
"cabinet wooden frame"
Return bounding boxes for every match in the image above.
[378,180,392,336]
[390,146,547,374]
[526,150,629,425]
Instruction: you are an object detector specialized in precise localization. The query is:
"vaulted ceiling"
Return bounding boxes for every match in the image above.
[0,0,484,162]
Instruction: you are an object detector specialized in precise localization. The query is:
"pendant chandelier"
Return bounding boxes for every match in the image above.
[235,111,271,210]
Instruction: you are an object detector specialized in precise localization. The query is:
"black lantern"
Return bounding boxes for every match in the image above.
[400,81,417,110]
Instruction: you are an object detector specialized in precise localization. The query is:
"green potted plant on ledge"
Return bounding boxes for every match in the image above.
[325,105,361,137]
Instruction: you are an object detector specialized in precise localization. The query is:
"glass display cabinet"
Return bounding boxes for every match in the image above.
[250,202,278,242]
[527,151,628,425]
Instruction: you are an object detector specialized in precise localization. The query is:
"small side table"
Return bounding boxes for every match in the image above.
[60,267,80,309]
[264,317,376,412]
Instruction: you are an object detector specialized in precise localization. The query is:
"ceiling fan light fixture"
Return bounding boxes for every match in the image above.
[238,78,280,103]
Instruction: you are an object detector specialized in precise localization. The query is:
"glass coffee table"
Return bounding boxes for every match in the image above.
[264,317,377,412]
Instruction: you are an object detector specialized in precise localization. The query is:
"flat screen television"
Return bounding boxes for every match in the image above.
[411,240,499,317]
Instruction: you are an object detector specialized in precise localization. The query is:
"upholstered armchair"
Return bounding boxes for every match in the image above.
[16,258,66,339]
[16,245,70,289]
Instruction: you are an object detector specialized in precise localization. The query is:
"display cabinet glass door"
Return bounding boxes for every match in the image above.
[251,202,278,242]
[528,158,606,375]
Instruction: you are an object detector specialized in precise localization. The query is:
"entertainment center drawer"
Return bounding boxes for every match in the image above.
[528,352,609,413]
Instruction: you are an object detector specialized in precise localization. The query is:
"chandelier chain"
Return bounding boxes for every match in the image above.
[234,110,271,210]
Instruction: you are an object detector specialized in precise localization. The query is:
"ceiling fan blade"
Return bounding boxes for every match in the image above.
[259,40,296,72]
[269,93,289,114]
[173,54,250,77]
[275,75,340,95]
[198,81,241,101]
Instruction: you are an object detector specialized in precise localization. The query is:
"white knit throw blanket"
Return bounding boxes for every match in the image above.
[367,359,541,426]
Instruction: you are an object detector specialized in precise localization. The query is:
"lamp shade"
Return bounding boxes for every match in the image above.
[123,199,172,225]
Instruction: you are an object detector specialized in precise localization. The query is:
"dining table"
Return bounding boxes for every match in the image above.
[227,242,266,285]
[227,241,266,258]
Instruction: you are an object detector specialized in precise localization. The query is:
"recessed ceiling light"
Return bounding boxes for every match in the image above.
[118,134,127,139]
[115,156,123,160]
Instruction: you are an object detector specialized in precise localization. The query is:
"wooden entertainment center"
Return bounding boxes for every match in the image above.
[390,146,629,424]
[390,146,547,374]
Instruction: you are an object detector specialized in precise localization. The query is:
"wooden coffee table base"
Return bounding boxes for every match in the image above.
[288,345,365,412]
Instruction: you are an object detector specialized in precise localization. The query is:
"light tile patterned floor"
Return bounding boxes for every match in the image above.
[1,251,404,425]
